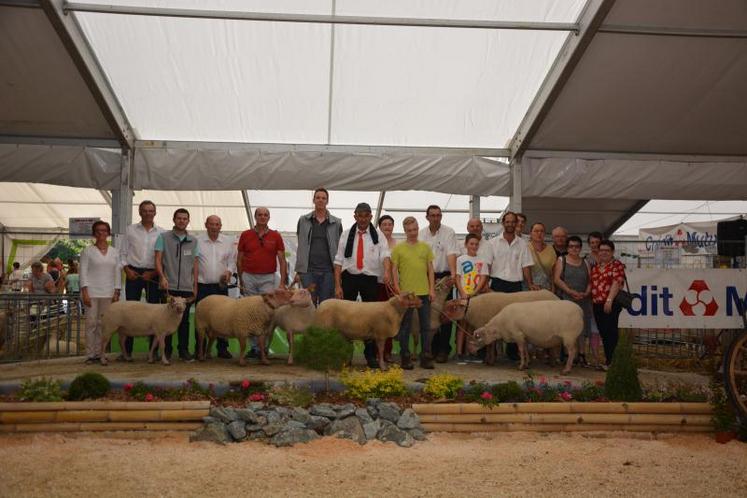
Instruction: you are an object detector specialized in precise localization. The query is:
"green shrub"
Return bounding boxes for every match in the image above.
[270,383,314,407]
[573,381,607,402]
[67,372,111,401]
[710,380,737,432]
[463,382,492,402]
[340,366,407,401]
[604,331,642,402]
[18,377,64,402]
[423,373,464,399]
[295,326,353,390]
[491,381,527,403]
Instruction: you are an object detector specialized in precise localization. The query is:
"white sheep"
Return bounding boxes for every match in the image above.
[269,288,315,365]
[472,300,584,374]
[442,289,559,328]
[195,288,294,366]
[313,293,421,370]
[99,296,188,366]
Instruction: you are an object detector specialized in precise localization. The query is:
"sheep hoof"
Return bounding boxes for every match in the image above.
[287,359,294,366]
[260,358,270,366]
[148,358,155,364]
[162,360,171,366]
[238,360,247,367]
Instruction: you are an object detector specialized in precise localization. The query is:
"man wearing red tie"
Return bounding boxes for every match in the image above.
[334,202,392,369]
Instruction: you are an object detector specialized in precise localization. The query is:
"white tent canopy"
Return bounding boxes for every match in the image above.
[1,0,746,239]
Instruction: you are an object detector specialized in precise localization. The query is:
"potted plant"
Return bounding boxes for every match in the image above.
[710,381,737,443]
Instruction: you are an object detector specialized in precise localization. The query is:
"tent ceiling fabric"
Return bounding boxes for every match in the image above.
[0,144,121,188]
[74,0,584,147]
[520,197,643,236]
[133,145,511,194]
[0,5,116,140]
[525,0,747,155]
[521,156,747,200]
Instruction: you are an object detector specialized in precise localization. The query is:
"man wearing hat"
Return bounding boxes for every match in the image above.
[334,202,392,369]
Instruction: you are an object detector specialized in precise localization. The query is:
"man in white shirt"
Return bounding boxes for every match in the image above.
[334,202,391,368]
[486,211,534,361]
[420,205,460,363]
[196,215,237,359]
[119,200,166,359]
[463,218,492,261]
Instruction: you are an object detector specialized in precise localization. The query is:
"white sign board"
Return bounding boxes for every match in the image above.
[639,221,718,258]
[619,269,746,329]
[69,217,100,240]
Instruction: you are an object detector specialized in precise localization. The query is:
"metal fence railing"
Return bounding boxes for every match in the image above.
[609,238,745,361]
[0,292,83,362]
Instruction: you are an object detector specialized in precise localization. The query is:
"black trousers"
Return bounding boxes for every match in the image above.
[196,283,229,353]
[430,271,453,356]
[490,277,523,359]
[341,271,379,362]
[124,266,161,355]
[593,302,621,365]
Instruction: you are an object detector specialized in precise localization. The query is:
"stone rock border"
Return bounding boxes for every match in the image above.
[191,399,425,447]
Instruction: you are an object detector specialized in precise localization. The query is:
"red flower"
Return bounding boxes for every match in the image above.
[123,383,133,392]
[248,392,265,402]
[480,392,493,400]
[241,379,251,390]
[563,380,572,386]
[560,391,572,401]
[144,393,154,402]
[538,376,548,385]
[595,380,605,387]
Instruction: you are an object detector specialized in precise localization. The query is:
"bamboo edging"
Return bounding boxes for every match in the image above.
[413,403,714,434]
[412,402,712,415]
[0,401,210,433]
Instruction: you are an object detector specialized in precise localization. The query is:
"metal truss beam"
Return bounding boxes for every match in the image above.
[509,0,616,160]
[41,0,135,149]
[64,3,579,32]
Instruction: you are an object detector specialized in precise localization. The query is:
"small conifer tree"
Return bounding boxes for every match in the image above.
[604,331,643,402]
[295,326,353,391]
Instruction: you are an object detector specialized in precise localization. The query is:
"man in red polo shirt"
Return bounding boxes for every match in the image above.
[237,206,288,360]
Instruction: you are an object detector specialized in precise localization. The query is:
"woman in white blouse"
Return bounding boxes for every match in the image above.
[80,221,121,364]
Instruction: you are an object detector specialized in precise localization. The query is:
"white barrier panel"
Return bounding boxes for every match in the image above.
[619,269,746,329]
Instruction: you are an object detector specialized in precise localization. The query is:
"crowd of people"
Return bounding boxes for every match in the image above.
[3,188,628,370]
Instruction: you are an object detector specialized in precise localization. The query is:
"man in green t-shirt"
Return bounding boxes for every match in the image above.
[391,216,436,370]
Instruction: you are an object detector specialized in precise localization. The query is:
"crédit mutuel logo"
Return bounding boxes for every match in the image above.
[679,280,719,316]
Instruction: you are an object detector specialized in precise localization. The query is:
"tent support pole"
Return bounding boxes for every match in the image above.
[469,196,481,219]
[375,191,386,223]
[241,191,254,230]
[111,149,133,246]
[508,159,522,213]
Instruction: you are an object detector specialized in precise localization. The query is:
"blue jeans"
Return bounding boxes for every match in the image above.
[300,271,335,306]
[398,295,431,358]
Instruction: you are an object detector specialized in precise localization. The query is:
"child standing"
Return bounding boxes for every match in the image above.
[455,234,488,363]
[391,216,435,370]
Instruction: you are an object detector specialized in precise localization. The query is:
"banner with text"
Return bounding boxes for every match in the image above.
[638,220,719,258]
[619,269,746,329]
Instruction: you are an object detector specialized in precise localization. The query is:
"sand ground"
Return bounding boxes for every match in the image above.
[0,431,745,498]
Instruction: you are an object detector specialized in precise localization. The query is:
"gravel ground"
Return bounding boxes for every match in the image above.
[0,354,708,389]
[0,431,745,497]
